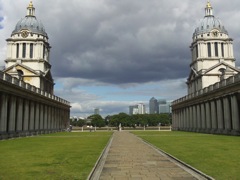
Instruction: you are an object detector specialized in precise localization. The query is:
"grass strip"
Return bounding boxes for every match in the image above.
[0,131,112,180]
[132,131,240,180]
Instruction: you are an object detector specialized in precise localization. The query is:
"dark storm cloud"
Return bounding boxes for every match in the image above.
[36,0,197,85]
[2,0,240,84]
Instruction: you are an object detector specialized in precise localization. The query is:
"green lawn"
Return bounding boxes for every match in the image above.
[0,132,112,180]
[132,131,240,180]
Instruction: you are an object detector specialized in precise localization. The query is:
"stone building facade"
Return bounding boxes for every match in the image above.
[3,1,54,94]
[0,1,70,139]
[172,1,240,135]
[187,1,240,94]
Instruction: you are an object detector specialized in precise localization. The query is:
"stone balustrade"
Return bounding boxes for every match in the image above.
[172,73,240,105]
[0,71,70,106]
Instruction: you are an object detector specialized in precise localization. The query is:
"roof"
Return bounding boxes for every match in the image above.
[193,1,228,36]
[11,1,47,37]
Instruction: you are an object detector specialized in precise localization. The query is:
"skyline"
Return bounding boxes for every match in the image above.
[1,0,240,117]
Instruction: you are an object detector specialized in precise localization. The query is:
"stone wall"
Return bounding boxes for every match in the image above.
[0,71,71,139]
[172,73,240,135]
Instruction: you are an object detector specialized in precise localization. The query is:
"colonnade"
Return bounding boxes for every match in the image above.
[172,93,240,135]
[0,74,70,139]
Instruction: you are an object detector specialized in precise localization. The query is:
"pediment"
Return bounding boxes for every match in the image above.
[203,62,240,75]
[4,63,39,76]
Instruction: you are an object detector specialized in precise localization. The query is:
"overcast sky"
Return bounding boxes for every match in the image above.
[1,0,240,117]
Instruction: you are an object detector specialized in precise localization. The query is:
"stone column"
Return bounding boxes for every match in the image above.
[173,110,177,130]
[171,111,175,129]
[200,103,206,130]
[189,106,193,131]
[205,101,211,131]
[223,96,231,132]
[44,105,48,130]
[196,105,201,131]
[52,107,56,130]
[210,100,217,132]
[35,103,40,132]
[186,107,190,130]
[16,97,23,132]
[48,106,52,130]
[231,95,240,133]
[0,93,8,133]
[216,98,224,132]
[39,104,44,130]
[29,101,35,131]
[23,100,30,131]
[8,96,17,133]
[179,110,183,130]
[193,106,197,131]
[183,108,186,130]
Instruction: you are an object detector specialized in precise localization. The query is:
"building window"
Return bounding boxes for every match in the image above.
[30,43,33,58]
[16,43,19,58]
[221,43,224,57]
[43,44,45,59]
[214,42,218,57]
[207,42,211,57]
[196,44,199,58]
[22,43,26,58]
[17,70,24,80]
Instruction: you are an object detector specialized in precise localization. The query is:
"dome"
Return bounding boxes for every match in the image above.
[193,1,228,36]
[11,1,47,37]
[194,16,228,36]
[12,16,47,36]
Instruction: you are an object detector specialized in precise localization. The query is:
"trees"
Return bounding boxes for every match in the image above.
[77,119,85,127]
[70,113,171,128]
[108,113,171,127]
[87,114,105,128]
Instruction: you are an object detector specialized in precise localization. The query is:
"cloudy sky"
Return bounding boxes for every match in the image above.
[1,0,240,117]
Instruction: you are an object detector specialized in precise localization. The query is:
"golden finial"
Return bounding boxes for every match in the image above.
[28,1,33,8]
[206,0,212,8]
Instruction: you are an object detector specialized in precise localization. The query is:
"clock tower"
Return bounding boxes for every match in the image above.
[187,1,240,94]
[3,1,54,94]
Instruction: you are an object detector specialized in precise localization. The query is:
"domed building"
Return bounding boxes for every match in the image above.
[187,1,240,94]
[3,1,54,94]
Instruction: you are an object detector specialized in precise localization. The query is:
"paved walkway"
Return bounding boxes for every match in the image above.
[90,131,209,180]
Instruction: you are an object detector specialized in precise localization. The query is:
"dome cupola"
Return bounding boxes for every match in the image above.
[11,1,47,37]
[193,1,228,37]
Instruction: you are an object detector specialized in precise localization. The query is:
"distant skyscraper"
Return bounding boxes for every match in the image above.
[158,99,172,113]
[94,108,100,115]
[149,97,159,114]
[137,103,146,114]
[158,99,167,113]
[129,105,138,115]
[129,103,146,115]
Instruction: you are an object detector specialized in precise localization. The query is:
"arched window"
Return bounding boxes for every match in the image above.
[22,43,26,58]
[16,43,19,58]
[196,44,199,58]
[214,42,218,57]
[17,70,24,80]
[43,44,45,59]
[30,43,33,58]
[207,42,211,57]
[221,43,224,57]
